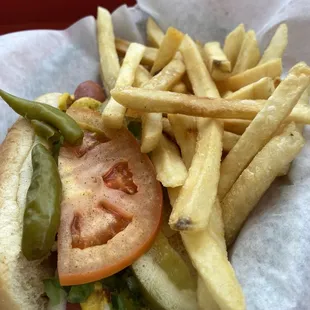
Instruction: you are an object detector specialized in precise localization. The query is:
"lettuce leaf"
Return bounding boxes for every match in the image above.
[44,278,66,306]
[67,283,94,303]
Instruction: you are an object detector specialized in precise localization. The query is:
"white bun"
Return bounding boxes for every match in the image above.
[0,93,62,310]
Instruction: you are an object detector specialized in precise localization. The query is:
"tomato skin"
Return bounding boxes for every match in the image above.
[57,107,163,286]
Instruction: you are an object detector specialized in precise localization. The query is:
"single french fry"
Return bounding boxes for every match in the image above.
[225,77,275,100]
[169,119,223,231]
[204,42,231,73]
[111,87,310,124]
[115,38,158,66]
[171,82,189,93]
[97,7,120,94]
[258,24,288,65]
[133,65,152,87]
[150,134,188,187]
[232,30,260,75]
[223,131,240,152]
[222,122,305,246]
[141,59,186,153]
[278,86,310,176]
[147,17,165,47]
[197,277,220,310]
[102,43,145,128]
[225,58,282,91]
[196,201,226,310]
[144,59,186,90]
[181,227,245,310]
[223,23,246,69]
[151,27,184,75]
[168,114,197,169]
[218,64,310,199]
[223,119,250,135]
[180,35,220,98]
[162,117,175,140]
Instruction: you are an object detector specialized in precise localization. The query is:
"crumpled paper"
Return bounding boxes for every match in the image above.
[1,1,310,309]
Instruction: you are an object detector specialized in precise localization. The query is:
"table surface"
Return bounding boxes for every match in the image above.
[0,0,136,35]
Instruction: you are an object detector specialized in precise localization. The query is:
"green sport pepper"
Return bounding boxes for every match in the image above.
[31,120,61,143]
[22,143,62,260]
[0,89,83,145]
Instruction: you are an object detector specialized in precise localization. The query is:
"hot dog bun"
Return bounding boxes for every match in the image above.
[0,93,61,310]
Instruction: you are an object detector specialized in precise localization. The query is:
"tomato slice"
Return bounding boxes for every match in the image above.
[57,107,162,286]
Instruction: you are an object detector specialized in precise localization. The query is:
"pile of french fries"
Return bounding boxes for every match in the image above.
[97,7,309,310]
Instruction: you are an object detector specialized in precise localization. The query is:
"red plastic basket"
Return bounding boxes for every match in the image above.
[0,0,136,35]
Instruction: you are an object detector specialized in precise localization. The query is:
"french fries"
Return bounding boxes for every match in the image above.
[169,119,223,231]
[218,64,310,199]
[115,38,158,66]
[223,119,250,135]
[222,122,305,246]
[204,42,231,73]
[150,134,188,187]
[161,118,175,140]
[197,277,220,310]
[147,17,165,47]
[223,23,246,68]
[232,30,260,74]
[97,18,308,309]
[181,228,245,310]
[180,35,220,98]
[225,58,282,90]
[133,65,152,87]
[151,27,184,75]
[258,24,288,65]
[97,7,120,94]
[140,59,186,153]
[102,43,145,128]
[171,82,189,94]
[225,77,275,100]
[223,131,240,152]
[168,114,197,169]
[111,87,310,124]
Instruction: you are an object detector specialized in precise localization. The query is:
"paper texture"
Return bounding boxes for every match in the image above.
[1,1,310,309]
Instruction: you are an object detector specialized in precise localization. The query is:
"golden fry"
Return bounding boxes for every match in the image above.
[223,23,246,69]
[97,7,120,93]
[168,114,197,169]
[150,134,188,187]
[225,77,275,100]
[204,42,231,73]
[225,58,282,91]
[223,131,240,152]
[223,119,250,135]
[222,123,305,246]
[141,59,186,153]
[258,24,288,65]
[218,64,310,199]
[133,65,152,87]
[181,228,245,310]
[115,38,158,66]
[162,117,175,140]
[171,82,189,94]
[169,119,223,231]
[147,17,165,47]
[102,43,145,128]
[151,27,184,75]
[232,30,260,74]
[180,35,220,98]
[111,87,310,124]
